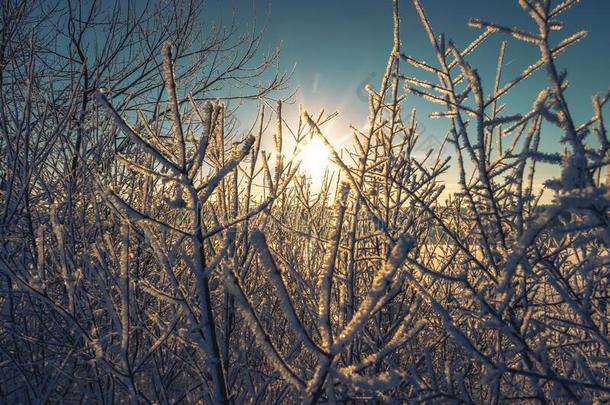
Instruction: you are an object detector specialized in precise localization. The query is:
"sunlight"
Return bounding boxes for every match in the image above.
[297,136,331,179]
[7,0,607,401]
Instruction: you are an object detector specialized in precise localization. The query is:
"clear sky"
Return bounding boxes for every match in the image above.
[207,0,610,195]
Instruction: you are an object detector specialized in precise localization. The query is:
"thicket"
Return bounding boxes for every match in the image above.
[1,0,610,403]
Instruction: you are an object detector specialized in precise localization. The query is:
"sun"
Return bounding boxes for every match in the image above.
[298,136,331,179]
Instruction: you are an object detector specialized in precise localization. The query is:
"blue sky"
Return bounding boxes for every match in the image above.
[222,1,610,117]
[206,0,610,194]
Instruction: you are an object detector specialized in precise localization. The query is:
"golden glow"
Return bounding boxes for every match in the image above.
[298,137,331,178]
